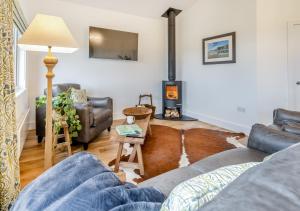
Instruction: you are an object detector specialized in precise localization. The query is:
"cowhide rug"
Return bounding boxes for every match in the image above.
[108,125,245,184]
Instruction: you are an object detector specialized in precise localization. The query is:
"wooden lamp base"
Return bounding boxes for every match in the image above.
[44,46,58,169]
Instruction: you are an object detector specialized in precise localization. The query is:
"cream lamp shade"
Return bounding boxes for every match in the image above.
[18,14,78,53]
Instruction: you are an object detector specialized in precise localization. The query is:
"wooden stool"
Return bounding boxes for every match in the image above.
[52,121,72,163]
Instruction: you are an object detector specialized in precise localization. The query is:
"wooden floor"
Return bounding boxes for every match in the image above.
[20,119,245,189]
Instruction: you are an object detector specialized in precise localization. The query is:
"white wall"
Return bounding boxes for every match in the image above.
[19,0,166,127]
[178,0,300,133]
[177,0,257,133]
[26,51,43,129]
[257,0,300,124]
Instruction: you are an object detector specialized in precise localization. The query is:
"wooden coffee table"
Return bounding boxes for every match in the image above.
[112,114,151,175]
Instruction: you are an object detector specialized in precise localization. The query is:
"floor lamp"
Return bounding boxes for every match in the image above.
[18,14,78,169]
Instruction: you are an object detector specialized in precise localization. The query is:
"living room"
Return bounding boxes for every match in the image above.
[1,0,300,210]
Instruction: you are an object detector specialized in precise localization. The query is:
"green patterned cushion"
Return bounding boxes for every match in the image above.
[70,88,87,104]
[160,162,259,211]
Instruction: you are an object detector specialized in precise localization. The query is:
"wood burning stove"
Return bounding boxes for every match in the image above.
[155,8,197,121]
[162,81,182,118]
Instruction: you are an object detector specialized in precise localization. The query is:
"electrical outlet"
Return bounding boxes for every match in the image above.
[237,106,246,113]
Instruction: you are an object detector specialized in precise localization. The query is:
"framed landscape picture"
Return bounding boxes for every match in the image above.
[202,32,236,65]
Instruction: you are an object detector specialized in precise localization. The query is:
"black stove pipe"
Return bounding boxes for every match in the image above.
[168,10,176,81]
[162,8,182,81]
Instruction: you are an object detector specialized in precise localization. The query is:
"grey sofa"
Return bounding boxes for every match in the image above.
[36,83,113,150]
[138,123,300,196]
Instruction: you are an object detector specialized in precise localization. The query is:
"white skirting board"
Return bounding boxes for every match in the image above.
[184,110,251,135]
[17,108,30,158]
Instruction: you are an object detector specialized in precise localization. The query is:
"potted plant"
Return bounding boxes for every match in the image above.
[37,89,82,138]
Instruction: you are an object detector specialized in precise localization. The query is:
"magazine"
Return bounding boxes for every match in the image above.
[116,124,143,136]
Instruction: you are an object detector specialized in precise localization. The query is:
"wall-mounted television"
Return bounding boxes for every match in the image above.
[89,26,138,61]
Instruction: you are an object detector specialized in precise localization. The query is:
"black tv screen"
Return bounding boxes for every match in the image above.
[89,26,138,61]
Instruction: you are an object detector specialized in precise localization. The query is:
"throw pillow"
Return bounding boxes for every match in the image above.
[70,88,88,104]
[160,162,259,211]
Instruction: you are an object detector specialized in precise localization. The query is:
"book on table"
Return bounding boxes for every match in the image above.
[116,124,143,137]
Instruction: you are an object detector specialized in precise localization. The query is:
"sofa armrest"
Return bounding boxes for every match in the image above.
[247,124,300,154]
[88,97,113,110]
[273,108,300,126]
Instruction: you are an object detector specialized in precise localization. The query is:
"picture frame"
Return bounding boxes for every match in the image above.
[202,32,236,65]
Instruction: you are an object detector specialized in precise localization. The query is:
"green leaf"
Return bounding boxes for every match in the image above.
[49,90,82,136]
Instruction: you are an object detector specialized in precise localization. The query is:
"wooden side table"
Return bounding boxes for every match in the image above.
[113,114,151,176]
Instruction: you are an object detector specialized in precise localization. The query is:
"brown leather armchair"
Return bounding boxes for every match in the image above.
[36,83,113,150]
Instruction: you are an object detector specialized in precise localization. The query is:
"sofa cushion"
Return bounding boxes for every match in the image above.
[161,162,259,211]
[199,141,300,211]
[138,166,202,197]
[70,88,88,104]
[190,148,267,173]
[93,108,112,126]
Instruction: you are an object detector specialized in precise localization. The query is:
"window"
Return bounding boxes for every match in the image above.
[13,24,26,92]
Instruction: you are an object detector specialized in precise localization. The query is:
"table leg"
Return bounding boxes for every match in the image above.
[137,144,144,175]
[114,143,124,173]
[128,144,137,162]
[148,123,152,136]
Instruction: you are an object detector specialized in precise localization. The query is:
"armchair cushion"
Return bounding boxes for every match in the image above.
[70,88,88,104]
[45,83,81,97]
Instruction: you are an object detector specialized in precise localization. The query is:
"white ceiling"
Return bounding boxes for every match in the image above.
[59,0,197,18]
